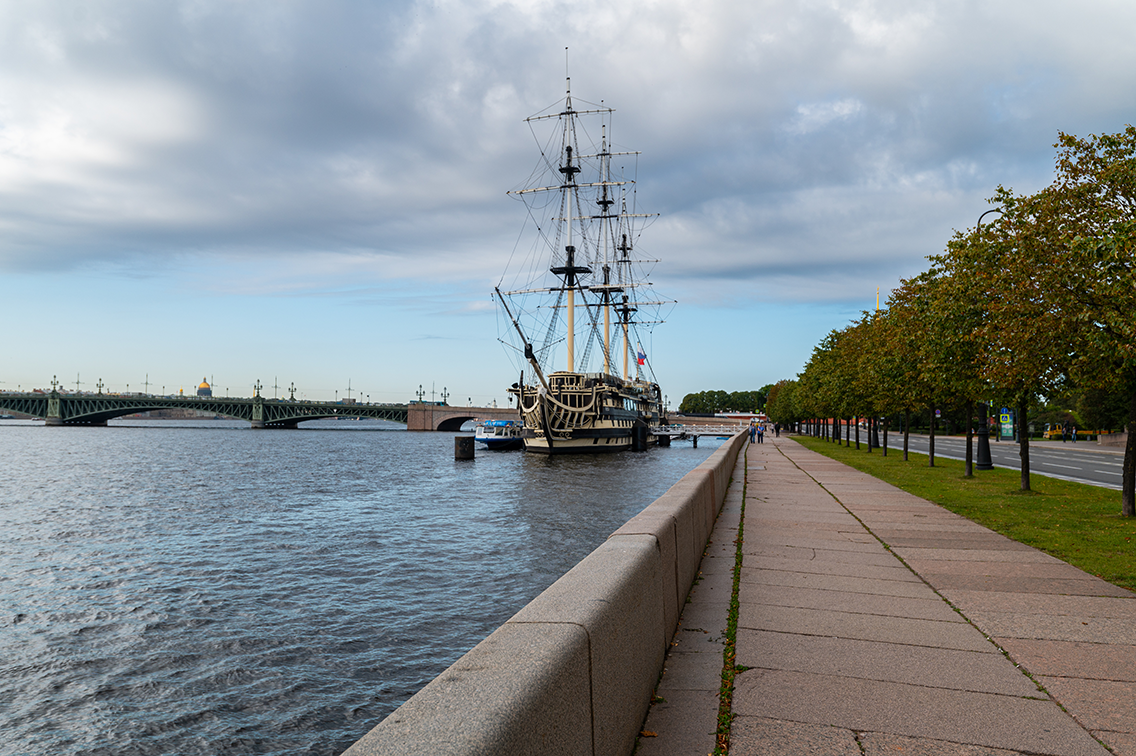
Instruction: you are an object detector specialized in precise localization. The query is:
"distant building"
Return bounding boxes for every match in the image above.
[197,378,212,398]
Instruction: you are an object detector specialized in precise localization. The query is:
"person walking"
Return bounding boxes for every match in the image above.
[757,423,765,444]
[749,420,756,443]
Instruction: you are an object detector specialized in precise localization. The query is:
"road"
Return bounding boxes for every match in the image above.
[859,432,1126,490]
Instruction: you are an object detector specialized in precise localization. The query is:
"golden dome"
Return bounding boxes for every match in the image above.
[199,378,210,389]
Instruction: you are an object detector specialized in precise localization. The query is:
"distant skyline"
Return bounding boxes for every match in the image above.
[3,1,1135,405]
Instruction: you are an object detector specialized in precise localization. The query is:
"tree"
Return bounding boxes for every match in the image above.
[765,379,798,427]
[1044,127,1136,516]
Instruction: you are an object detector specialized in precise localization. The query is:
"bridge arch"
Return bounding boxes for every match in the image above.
[436,415,477,431]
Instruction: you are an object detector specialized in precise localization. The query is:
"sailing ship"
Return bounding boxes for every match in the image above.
[495,79,671,454]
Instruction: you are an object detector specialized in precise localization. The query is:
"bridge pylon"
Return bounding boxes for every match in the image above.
[252,394,265,429]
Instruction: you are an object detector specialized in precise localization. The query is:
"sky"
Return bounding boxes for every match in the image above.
[2,0,1135,407]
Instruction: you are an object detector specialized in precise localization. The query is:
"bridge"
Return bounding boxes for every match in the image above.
[0,390,519,431]
[406,402,517,431]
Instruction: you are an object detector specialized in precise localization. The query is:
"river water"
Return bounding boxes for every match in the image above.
[0,418,724,756]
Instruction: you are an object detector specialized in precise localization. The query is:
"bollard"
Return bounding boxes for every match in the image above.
[455,436,475,460]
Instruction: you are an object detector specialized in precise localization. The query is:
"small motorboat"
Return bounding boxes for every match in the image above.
[474,420,524,450]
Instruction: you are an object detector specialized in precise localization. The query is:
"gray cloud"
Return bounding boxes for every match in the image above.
[2,0,1134,305]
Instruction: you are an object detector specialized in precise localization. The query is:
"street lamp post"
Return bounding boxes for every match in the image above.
[975,207,1002,471]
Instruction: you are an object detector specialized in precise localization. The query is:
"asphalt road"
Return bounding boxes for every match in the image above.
[856,431,1126,490]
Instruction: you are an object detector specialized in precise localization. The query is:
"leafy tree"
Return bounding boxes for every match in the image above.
[765,379,797,426]
[678,388,773,414]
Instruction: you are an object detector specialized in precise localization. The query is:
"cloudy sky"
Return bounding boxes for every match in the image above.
[2,0,1134,406]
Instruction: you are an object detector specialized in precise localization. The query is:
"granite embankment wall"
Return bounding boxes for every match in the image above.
[342,432,747,756]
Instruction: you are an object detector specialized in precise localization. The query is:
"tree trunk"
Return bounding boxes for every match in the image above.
[903,409,910,461]
[883,418,889,457]
[867,415,873,453]
[928,404,936,467]
[855,416,860,450]
[1124,391,1136,517]
[1018,396,1031,492]
[965,399,974,477]
[845,417,851,446]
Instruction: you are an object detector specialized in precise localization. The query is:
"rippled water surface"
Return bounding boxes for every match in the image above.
[0,418,723,756]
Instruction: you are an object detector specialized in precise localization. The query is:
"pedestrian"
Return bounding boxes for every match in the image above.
[1062,420,1071,443]
[774,422,781,437]
[1072,425,1078,443]
[757,423,764,444]
[749,420,756,443]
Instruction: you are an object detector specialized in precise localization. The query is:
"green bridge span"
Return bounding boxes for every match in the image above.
[0,391,410,429]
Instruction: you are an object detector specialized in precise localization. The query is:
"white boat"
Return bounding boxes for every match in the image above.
[474,420,525,450]
[496,79,671,454]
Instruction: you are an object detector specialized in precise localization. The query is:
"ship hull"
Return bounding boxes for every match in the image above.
[510,371,663,455]
[522,435,632,454]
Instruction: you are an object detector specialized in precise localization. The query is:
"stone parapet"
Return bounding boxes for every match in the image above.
[341,431,747,756]
[1097,431,1127,447]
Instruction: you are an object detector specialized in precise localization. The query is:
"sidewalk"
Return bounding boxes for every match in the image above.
[639,436,1136,756]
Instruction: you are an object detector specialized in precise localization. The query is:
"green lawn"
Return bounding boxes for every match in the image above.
[792,435,1136,592]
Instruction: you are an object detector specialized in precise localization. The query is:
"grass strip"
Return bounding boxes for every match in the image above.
[713,455,747,755]
[794,435,1136,592]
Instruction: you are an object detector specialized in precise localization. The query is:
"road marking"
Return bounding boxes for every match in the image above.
[873,446,1121,490]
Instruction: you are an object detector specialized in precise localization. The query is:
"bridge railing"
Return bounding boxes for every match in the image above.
[654,423,748,435]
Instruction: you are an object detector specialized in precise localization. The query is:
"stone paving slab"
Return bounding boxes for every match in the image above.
[731,717,861,756]
[740,581,964,622]
[946,590,1136,619]
[1092,730,1136,756]
[893,547,1066,563]
[855,513,981,528]
[656,644,724,692]
[733,668,1109,755]
[741,566,936,598]
[635,689,719,756]
[868,522,994,533]
[995,638,1136,681]
[745,532,884,552]
[737,603,996,652]
[741,555,920,582]
[742,543,909,569]
[880,534,1039,550]
[858,732,1032,755]
[745,521,878,540]
[1036,675,1136,734]
[931,574,1133,596]
[967,611,1136,644]
[903,559,1111,579]
[736,630,1036,695]
[744,511,863,525]
[674,601,730,636]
